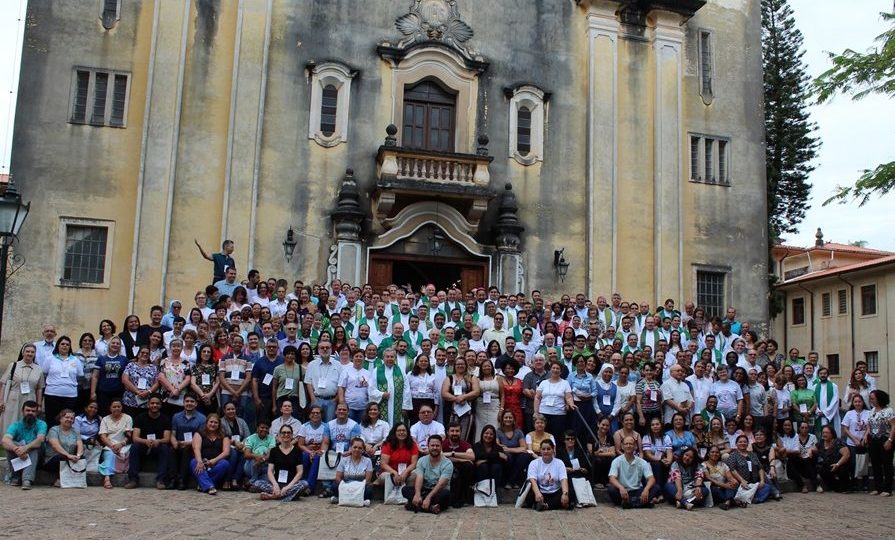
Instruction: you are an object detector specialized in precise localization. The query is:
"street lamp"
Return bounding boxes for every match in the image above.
[553,248,570,283]
[282,226,298,262]
[0,177,31,343]
[428,227,444,256]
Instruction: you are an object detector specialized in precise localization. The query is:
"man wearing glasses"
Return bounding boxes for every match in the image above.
[252,339,284,421]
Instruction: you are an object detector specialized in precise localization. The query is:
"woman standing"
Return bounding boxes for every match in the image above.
[95,319,117,358]
[568,356,597,446]
[841,394,871,490]
[845,369,871,412]
[272,346,305,419]
[0,343,44,436]
[359,402,390,457]
[90,336,128,416]
[441,356,478,441]
[534,362,575,437]
[191,344,220,415]
[42,336,84,426]
[157,338,193,417]
[790,375,816,427]
[635,362,662,434]
[147,330,168,366]
[868,389,895,496]
[121,346,159,418]
[498,360,524,430]
[75,333,98,411]
[496,409,531,489]
[474,359,501,442]
[191,413,231,495]
[402,355,438,426]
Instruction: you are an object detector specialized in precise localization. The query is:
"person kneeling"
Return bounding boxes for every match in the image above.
[526,439,572,511]
[252,424,309,501]
[608,435,660,508]
[402,434,453,514]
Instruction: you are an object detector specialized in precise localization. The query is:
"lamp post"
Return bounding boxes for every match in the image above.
[428,226,444,256]
[0,177,31,343]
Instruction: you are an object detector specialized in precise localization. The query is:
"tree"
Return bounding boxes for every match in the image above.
[849,240,869,247]
[762,0,820,242]
[816,12,895,206]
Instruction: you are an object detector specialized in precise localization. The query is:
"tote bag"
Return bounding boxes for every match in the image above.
[383,474,408,505]
[59,459,88,489]
[338,480,366,507]
[571,477,597,507]
[474,479,498,507]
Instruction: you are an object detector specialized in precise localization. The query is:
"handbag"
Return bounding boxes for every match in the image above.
[571,476,596,507]
[514,482,531,508]
[337,480,366,507]
[474,479,498,507]
[317,450,341,481]
[383,473,408,505]
[83,444,102,473]
[59,459,88,489]
[734,482,758,505]
[854,451,869,477]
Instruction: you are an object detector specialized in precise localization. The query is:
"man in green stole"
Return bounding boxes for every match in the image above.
[369,349,405,426]
[813,367,841,437]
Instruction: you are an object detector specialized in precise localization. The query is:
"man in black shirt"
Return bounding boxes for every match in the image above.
[127,395,172,489]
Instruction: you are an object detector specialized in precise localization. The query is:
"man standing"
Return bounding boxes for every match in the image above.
[685,361,713,417]
[660,365,693,429]
[170,394,206,490]
[608,435,659,508]
[33,325,57,368]
[214,266,240,298]
[195,238,235,284]
[814,367,841,437]
[402,434,453,514]
[252,339,284,420]
[304,342,342,421]
[128,395,172,489]
[1,401,46,489]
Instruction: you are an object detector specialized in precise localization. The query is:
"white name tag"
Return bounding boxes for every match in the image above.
[570,458,580,470]
[262,374,273,386]
[278,469,288,483]
[19,381,30,395]
[147,434,156,441]
[201,374,211,386]
[230,370,240,381]
[335,442,346,454]
[231,434,241,443]
[602,394,611,406]
[398,463,407,474]
[317,378,327,389]
[649,390,658,401]
[285,378,295,391]
[137,378,148,390]
[482,391,492,403]
[183,432,193,442]
[747,461,753,472]
[453,384,463,396]
[799,404,808,413]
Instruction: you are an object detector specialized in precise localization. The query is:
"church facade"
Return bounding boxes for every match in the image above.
[6,0,768,350]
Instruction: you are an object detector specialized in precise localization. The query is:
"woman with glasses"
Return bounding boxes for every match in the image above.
[42,336,84,427]
[253,423,310,501]
[331,436,374,505]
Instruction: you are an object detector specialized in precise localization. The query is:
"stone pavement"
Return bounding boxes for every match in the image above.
[0,485,889,540]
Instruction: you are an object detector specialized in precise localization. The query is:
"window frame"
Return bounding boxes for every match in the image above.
[821,291,831,318]
[694,267,728,319]
[56,217,115,289]
[69,67,131,128]
[826,354,839,376]
[507,85,547,166]
[791,296,806,326]
[307,62,356,148]
[864,351,879,374]
[698,29,715,104]
[688,133,730,186]
[101,0,121,30]
[837,288,848,315]
[860,284,877,317]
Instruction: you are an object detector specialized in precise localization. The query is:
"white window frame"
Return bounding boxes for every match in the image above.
[508,85,546,165]
[101,0,121,29]
[698,29,715,105]
[69,67,131,128]
[57,217,115,289]
[688,132,730,186]
[308,62,356,148]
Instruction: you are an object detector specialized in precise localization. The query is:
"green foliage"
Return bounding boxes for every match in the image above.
[762,0,820,241]
[816,12,895,206]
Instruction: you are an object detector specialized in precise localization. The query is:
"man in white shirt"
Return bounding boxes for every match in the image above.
[685,361,713,417]
[33,325,58,368]
[410,404,445,455]
[269,286,289,319]
[482,313,509,352]
[304,341,342,421]
[660,364,694,429]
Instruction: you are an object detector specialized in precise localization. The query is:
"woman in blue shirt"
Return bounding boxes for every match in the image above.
[90,336,128,416]
[665,413,697,456]
[568,355,596,446]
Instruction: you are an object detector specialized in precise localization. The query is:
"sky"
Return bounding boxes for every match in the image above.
[0,0,893,249]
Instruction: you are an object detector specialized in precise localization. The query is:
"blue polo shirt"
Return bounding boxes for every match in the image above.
[5,418,48,444]
[171,410,206,443]
[251,355,283,400]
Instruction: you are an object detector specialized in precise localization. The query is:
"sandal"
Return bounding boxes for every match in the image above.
[260,492,274,500]
[103,478,113,489]
[675,501,682,509]
[430,504,441,515]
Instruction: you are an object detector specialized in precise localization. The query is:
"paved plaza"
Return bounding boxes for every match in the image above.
[0,486,887,539]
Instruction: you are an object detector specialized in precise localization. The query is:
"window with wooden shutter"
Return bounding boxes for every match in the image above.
[517,106,532,156]
[402,80,456,152]
[320,85,338,136]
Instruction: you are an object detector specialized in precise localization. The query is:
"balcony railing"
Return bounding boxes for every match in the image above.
[378,146,492,188]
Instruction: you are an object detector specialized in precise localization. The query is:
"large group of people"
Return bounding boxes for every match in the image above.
[2,240,893,514]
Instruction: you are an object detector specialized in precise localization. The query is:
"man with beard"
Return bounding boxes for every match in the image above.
[402,434,454,514]
[2,401,47,489]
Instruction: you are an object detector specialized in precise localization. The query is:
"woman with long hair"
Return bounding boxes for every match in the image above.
[441,355,478,441]
[496,409,530,489]
[191,344,220,415]
[190,413,231,495]
[474,359,501,442]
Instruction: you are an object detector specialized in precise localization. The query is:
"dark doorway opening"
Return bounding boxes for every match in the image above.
[392,260,462,292]
[368,253,487,294]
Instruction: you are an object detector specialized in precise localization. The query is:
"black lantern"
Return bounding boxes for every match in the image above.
[428,227,445,256]
[553,248,570,282]
[0,177,31,343]
[282,227,297,262]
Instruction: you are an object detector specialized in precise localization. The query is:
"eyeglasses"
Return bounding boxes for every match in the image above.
[279,432,293,437]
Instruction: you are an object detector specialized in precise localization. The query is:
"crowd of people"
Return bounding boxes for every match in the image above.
[2,240,893,513]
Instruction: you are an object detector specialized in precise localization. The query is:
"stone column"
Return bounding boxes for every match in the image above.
[330,169,366,287]
[650,10,685,303]
[493,184,525,294]
[586,1,620,297]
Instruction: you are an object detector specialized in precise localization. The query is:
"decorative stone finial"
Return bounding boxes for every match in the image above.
[815,227,824,247]
[332,168,366,241]
[385,124,398,147]
[476,134,489,156]
[493,183,524,252]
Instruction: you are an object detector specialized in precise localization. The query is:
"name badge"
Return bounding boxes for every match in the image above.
[397,463,407,474]
[262,373,273,386]
[285,378,295,391]
[482,391,492,403]
[132,346,140,356]
[278,469,289,483]
[602,394,611,406]
[453,384,463,396]
[183,431,193,442]
[201,374,211,386]
[147,434,156,441]
[231,434,241,443]
[570,458,580,470]
[20,381,30,395]
[747,461,753,472]
[335,442,346,454]
[137,378,148,390]
[799,403,808,413]
[317,378,327,389]
[230,370,240,382]
[649,390,658,401]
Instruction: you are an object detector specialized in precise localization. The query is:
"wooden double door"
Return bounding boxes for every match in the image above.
[368,253,487,294]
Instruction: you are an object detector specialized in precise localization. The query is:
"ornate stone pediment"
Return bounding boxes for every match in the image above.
[390,0,479,61]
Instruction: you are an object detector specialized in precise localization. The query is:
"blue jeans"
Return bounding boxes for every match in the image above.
[302,452,322,491]
[710,485,737,504]
[348,408,365,424]
[607,483,661,507]
[129,442,172,482]
[315,397,337,422]
[190,459,229,492]
[244,458,268,482]
[752,482,772,503]
[227,448,246,483]
[7,446,40,483]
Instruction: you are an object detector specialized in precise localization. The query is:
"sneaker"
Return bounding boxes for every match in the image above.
[816,486,824,493]
[155,482,167,490]
[330,495,338,504]
[124,480,139,489]
[10,479,21,487]
[21,481,32,490]
[363,499,371,507]
[319,488,334,498]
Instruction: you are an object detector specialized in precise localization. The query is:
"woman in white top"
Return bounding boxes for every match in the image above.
[474,359,501,442]
[533,362,575,440]
[525,439,571,510]
[841,394,871,489]
[402,355,438,426]
[611,366,635,432]
[98,399,134,489]
[781,419,817,493]
[157,338,193,417]
[331,436,374,506]
[95,319,117,358]
[42,336,84,427]
[360,402,390,457]
[0,344,44,437]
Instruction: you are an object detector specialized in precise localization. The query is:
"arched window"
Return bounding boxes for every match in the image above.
[320,85,338,136]
[402,80,456,152]
[516,106,532,156]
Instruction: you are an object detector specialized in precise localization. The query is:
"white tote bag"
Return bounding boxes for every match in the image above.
[474,479,498,507]
[383,474,408,505]
[338,480,367,507]
[83,445,102,473]
[317,450,340,481]
[59,459,88,489]
[514,482,532,508]
[571,477,596,507]
[734,482,758,505]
